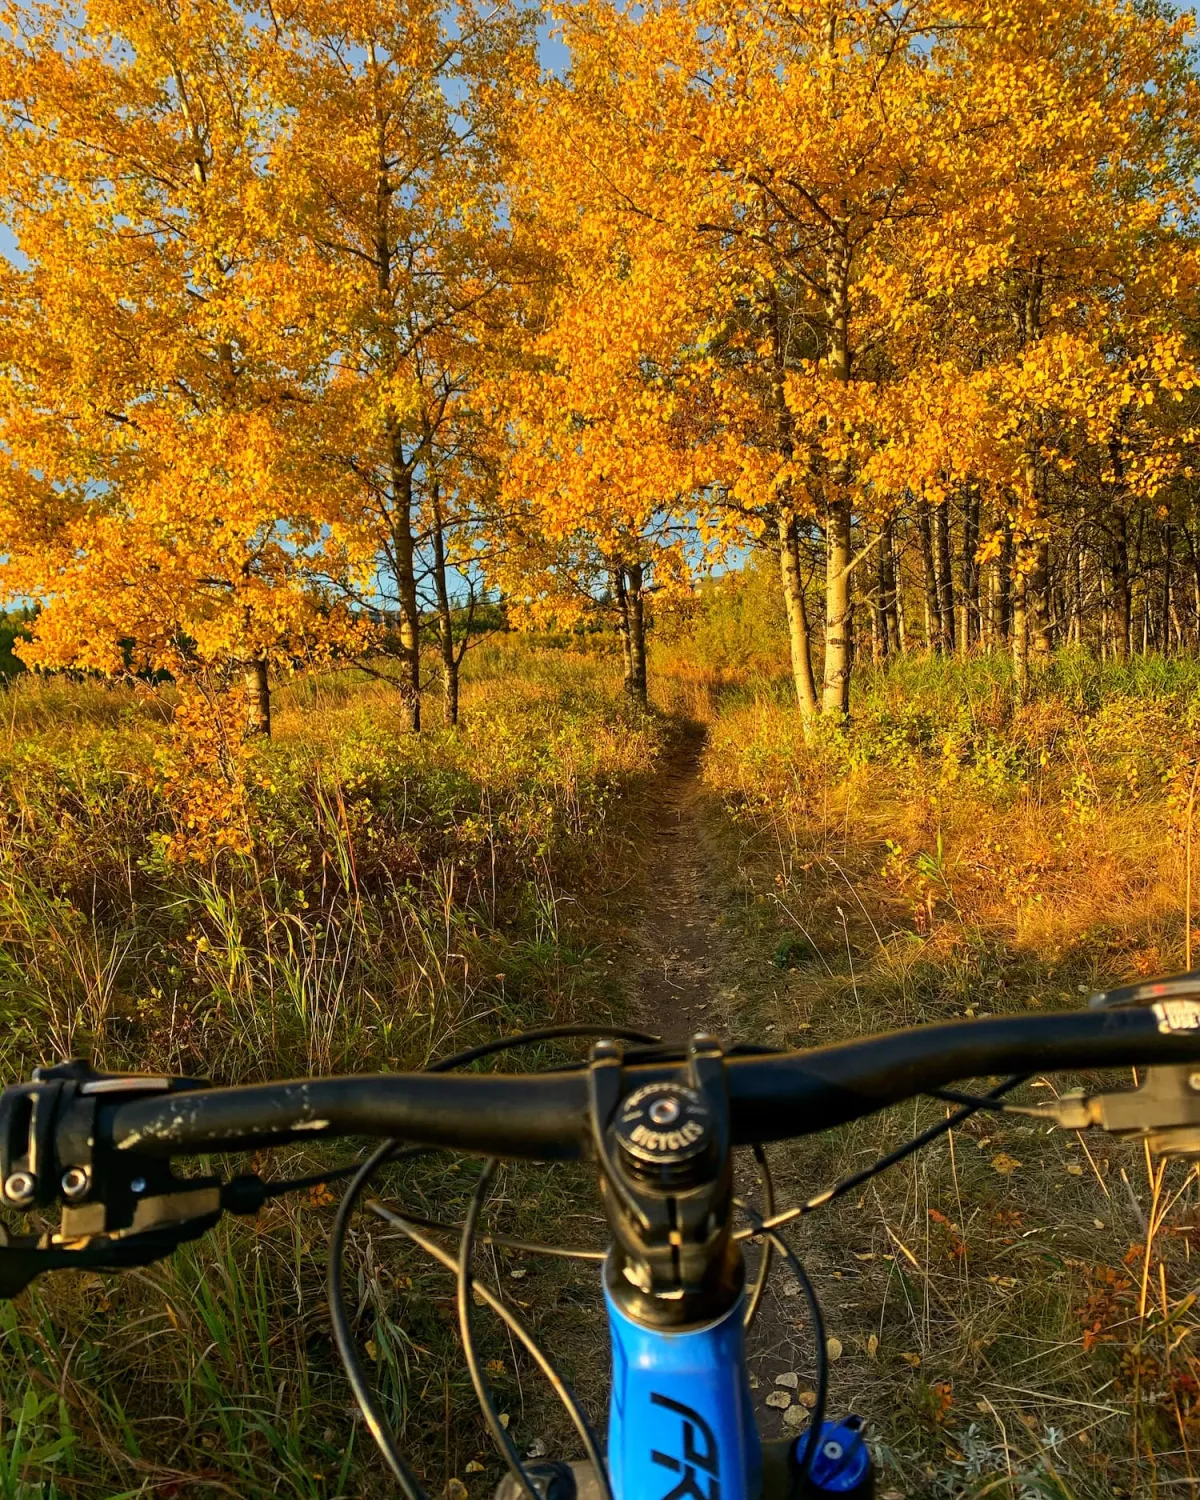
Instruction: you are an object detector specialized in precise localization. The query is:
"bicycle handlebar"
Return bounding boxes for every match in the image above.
[101,1004,1200,1162]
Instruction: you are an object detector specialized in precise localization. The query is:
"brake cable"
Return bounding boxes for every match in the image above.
[327,1025,657,1500]
[458,1159,557,1500]
[742,1142,775,1329]
[735,1073,1029,1239]
[370,1194,613,1499]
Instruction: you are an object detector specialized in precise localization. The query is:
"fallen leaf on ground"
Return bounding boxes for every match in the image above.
[826,1337,843,1361]
[775,1371,799,1389]
[867,1334,879,1360]
[766,1391,791,1409]
[990,1152,1022,1174]
[899,1352,921,1368]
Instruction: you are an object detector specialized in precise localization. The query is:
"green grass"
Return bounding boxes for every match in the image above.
[0,645,663,1496]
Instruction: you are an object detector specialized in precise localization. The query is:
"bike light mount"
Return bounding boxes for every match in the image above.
[0,1059,225,1296]
[587,1034,743,1327]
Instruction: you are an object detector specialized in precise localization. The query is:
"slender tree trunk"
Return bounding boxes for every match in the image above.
[1029,530,1052,666]
[882,518,901,655]
[872,524,889,664]
[998,523,1013,643]
[626,562,648,705]
[244,658,271,738]
[892,523,907,653]
[767,289,819,723]
[613,563,647,706]
[614,567,635,691]
[389,452,421,731]
[935,502,956,652]
[1019,261,1051,670]
[375,114,421,732]
[1024,450,1051,666]
[823,497,853,716]
[918,506,942,652]
[1074,537,1092,642]
[430,484,459,727]
[822,235,853,719]
[778,513,819,722]
[960,486,980,653]
[1108,445,1131,659]
[1011,549,1029,699]
[1163,521,1173,656]
[1184,527,1200,651]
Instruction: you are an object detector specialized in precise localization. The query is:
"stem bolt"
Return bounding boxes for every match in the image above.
[648,1097,681,1126]
[4,1172,35,1206]
[61,1166,90,1200]
[130,1177,147,1195]
[1189,1073,1200,1093]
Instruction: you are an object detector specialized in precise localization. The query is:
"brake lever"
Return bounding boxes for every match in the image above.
[0,1059,239,1296]
[1028,973,1200,1157]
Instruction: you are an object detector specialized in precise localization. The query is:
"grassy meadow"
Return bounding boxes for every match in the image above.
[0,642,664,1497]
[697,647,1200,1499]
[2,623,1200,1496]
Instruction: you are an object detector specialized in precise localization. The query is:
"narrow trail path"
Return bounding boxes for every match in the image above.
[622,722,820,1436]
[627,722,727,1041]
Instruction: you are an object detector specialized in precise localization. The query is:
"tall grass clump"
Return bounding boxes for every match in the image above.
[701,651,1200,1497]
[0,646,662,1496]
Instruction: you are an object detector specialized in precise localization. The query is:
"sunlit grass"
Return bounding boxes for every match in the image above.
[0,642,662,1496]
[699,648,1200,1497]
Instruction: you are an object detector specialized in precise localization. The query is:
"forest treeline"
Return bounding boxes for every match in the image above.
[3,0,1200,739]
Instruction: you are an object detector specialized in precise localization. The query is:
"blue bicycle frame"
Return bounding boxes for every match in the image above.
[606,1274,761,1500]
[601,1259,872,1500]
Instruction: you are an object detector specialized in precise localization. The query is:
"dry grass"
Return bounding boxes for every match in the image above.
[0,643,663,1497]
[7,631,1200,1498]
[696,648,1200,1498]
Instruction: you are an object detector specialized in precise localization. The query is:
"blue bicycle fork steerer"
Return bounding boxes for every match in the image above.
[583,1039,875,1500]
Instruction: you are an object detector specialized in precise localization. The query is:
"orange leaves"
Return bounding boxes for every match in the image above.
[3,0,1200,730]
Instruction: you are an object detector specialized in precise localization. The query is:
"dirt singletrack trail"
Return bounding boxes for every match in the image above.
[623,721,819,1433]
[628,721,727,1041]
